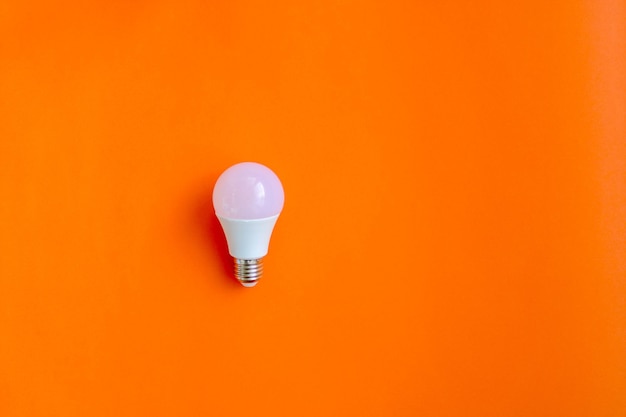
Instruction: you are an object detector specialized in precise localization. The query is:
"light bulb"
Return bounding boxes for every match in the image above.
[212,162,285,287]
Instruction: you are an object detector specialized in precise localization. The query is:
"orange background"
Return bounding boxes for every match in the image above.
[1,1,625,416]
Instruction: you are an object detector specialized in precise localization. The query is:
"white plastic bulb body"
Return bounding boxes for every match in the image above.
[212,162,284,287]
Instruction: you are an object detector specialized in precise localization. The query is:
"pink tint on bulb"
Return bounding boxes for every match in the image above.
[212,162,285,220]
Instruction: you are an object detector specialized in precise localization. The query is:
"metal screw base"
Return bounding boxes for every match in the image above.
[234,257,264,287]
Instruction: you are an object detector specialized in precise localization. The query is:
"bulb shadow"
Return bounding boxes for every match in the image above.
[194,191,239,288]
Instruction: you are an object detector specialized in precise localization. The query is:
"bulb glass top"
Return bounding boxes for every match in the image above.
[213,162,284,220]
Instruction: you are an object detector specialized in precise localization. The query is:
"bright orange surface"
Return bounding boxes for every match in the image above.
[1,1,624,416]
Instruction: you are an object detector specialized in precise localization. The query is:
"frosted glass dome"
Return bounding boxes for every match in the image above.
[213,162,285,220]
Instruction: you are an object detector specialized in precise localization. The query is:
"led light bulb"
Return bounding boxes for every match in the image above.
[212,162,285,287]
